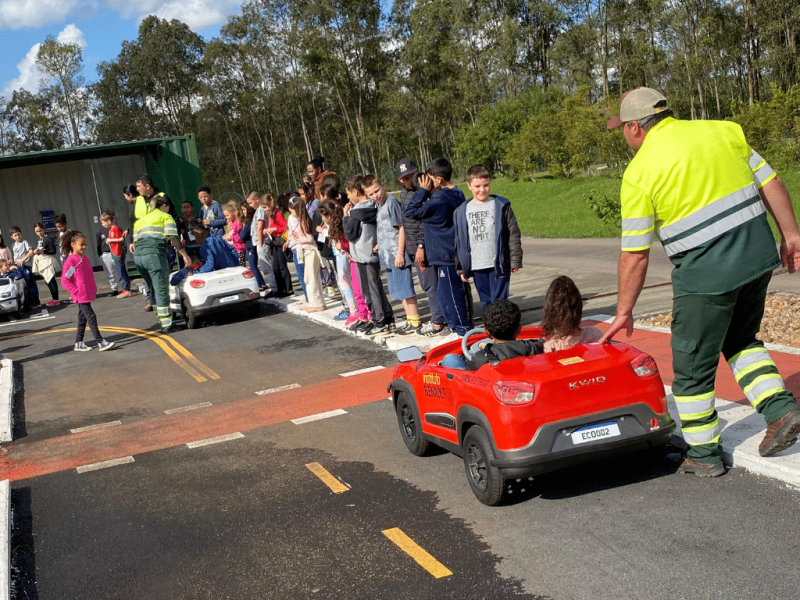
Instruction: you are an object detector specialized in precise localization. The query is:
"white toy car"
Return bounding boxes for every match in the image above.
[170,266,261,329]
[0,273,28,318]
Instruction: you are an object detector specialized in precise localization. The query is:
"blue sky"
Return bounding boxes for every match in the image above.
[0,0,246,98]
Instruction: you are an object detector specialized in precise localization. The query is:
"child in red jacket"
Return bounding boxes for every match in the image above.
[60,231,115,352]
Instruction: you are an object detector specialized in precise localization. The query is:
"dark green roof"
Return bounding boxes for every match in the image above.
[0,135,196,169]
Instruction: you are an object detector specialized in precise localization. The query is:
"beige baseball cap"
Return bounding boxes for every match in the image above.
[606,87,668,130]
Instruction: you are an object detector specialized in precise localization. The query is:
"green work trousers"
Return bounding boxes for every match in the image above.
[671,272,797,463]
[135,252,172,329]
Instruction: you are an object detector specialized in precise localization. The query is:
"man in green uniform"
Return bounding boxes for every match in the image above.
[133,196,189,333]
[601,87,800,477]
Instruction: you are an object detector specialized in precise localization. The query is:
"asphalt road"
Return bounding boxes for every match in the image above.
[3,269,800,600]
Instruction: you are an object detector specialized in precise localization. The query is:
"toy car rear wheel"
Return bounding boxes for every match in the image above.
[396,392,430,456]
[463,425,506,506]
[182,300,198,329]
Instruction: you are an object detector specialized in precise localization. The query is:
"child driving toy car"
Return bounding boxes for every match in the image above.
[441,299,544,370]
[441,277,602,370]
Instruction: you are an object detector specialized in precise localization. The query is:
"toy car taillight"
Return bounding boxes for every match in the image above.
[242,270,255,279]
[631,354,658,377]
[493,381,535,405]
[189,280,206,289]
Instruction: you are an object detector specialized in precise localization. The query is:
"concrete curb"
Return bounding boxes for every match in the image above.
[0,360,13,444]
[1,479,8,600]
[265,297,455,354]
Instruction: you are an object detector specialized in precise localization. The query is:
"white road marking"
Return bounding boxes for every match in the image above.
[186,432,245,448]
[291,409,348,425]
[339,366,383,377]
[76,456,135,474]
[1,479,8,599]
[70,420,122,434]
[0,315,55,328]
[256,383,301,395]
[165,402,213,414]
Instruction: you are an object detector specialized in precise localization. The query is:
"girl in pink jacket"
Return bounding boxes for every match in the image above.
[60,231,115,352]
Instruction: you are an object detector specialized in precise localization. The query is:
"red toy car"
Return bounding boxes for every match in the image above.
[389,327,675,505]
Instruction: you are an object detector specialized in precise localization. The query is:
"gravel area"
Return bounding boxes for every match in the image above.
[636,293,800,348]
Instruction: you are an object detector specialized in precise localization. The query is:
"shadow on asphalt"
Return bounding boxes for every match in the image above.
[10,486,39,600]
[505,446,674,505]
[12,361,27,440]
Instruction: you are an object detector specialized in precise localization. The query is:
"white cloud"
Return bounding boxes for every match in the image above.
[0,0,85,30]
[106,0,243,31]
[57,23,87,47]
[2,24,87,97]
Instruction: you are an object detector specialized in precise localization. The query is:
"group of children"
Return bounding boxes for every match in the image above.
[273,157,524,341]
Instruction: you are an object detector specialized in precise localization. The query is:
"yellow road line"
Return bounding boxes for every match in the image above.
[103,326,220,380]
[0,326,208,383]
[305,462,350,494]
[382,528,453,579]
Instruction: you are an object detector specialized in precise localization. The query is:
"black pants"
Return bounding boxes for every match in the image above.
[356,261,393,326]
[271,242,294,295]
[76,303,102,343]
[45,278,59,301]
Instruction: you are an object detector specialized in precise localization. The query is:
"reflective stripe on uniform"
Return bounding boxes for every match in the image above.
[622,216,654,232]
[164,222,178,236]
[656,184,759,242]
[753,163,775,187]
[728,347,774,380]
[743,374,786,408]
[748,151,764,170]
[681,419,721,446]
[674,391,716,421]
[621,231,654,250]
[662,200,765,257]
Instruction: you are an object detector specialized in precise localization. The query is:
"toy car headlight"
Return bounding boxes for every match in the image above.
[0,292,11,299]
[493,381,535,405]
[630,354,659,377]
[189,279,206,289]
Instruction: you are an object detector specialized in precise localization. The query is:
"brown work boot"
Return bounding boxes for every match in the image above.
[665,453,726,477]
[759,409,800,457]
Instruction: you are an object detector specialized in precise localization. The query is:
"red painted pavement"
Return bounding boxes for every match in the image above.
[587,321,800,406]
[0,368,394,482]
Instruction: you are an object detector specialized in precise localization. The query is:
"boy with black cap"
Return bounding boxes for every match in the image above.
[396,157,448,337]
[405,157,471,338]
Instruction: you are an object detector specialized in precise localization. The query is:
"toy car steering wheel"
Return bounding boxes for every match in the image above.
[462,327,488,361]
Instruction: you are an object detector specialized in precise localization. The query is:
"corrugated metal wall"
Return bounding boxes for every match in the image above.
[0,154,144,267]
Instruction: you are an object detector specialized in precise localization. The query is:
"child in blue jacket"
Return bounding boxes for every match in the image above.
[404,158,470,337]
[455,164,523,309]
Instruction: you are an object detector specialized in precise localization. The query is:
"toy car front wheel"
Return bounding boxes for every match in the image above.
[463,425,506,506]
[395,392,430,456]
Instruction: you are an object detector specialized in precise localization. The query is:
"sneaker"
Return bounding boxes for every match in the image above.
[348,319,366,332]
[144,303,153,312]
[325,286,337,298]
[387,322,397,334]
[111,290,119,297]
[416,322,449,337]
[759,409,800,457]
[74,342,91,352]
[97,339,115,352]
[344,315,358,327]
[364,323,390,337]
[665,453,725,477]
[394,323,418,336]
[161,325,175,334]
[438,331,461,343]
[334,309,350,321]
[117,291,133,299]
[46,300,60,307]
[355,321,373,334]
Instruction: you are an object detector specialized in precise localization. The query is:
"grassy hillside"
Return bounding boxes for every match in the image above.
[457,171,800,240]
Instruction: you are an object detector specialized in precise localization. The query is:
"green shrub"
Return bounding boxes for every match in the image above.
[583,188,621,228]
